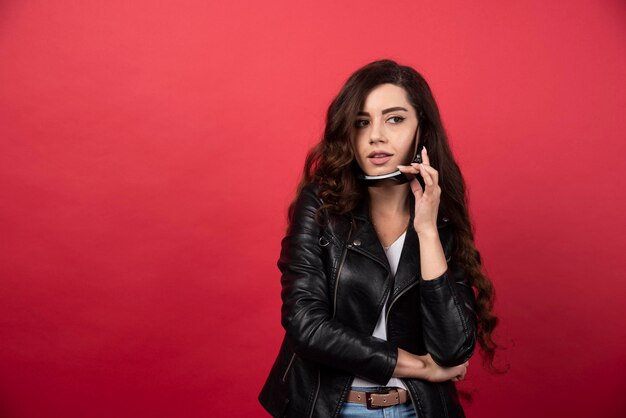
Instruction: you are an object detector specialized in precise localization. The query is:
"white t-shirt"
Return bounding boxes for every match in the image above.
[352,230,408,390]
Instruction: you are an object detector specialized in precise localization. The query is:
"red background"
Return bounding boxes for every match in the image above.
[1,1,625,417]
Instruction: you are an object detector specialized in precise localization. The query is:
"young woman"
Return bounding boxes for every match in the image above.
[259,59,498,418]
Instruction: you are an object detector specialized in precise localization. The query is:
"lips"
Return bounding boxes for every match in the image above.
[367,150,392,158]
[367,151,393,165]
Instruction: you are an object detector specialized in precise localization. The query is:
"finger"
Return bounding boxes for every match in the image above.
[398,165,421,183]
[399,166,424,198]
[409,176,423,198]
[417,162,439,184]
[419,164,439,185]
[397,165,420,173]
[414,163,434,187]
[421,146,430,166]
[452,370,466,382]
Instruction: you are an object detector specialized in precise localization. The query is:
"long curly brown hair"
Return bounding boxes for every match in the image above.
[288,59,504,374]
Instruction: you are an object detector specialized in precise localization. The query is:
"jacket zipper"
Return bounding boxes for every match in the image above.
[281,352,296,383]
[332,225,352,317]
[307,223,352,417]
[328,226,357,418]
[307,368,321,418]
[387,284,422,417]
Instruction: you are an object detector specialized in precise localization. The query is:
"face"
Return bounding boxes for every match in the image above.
[352,83,419,176]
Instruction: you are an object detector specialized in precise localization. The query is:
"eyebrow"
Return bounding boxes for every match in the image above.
[357,107,408,116]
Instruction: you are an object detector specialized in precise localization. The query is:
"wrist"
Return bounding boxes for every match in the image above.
[416,227,438,239]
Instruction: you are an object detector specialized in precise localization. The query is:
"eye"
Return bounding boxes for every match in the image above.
[388,116,405,124]
[355,119,369,129]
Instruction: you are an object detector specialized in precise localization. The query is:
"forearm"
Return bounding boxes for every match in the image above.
[283,311,398,383]
[417,228,448,280]
[419,265,477,366]
[392,348,426,378]
[393,348,469,382]
[417,229,477,366]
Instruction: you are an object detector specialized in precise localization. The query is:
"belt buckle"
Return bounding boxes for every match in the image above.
[365,387,393,410]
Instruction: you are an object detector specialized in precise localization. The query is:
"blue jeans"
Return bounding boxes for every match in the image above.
[339,387,418,418]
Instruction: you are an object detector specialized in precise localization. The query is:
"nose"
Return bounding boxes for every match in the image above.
[369,119,387,144]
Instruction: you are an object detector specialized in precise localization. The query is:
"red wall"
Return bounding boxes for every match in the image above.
[1,1,625,417]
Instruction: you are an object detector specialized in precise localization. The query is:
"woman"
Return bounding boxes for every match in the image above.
[259,59,498,418]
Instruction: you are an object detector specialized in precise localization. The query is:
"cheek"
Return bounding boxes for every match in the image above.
[351,138,368,168]
[353,135,367,155]
[399,136,417,159]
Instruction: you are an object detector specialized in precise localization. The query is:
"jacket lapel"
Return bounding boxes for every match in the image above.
[392,193,420,296]
[391,225,420,297]
[350,198,390,274]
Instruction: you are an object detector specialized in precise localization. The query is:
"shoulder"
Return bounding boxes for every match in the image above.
[290,183,352,238]
[299,182,322,202]
[289,183,324,234]
[293,182,323,213]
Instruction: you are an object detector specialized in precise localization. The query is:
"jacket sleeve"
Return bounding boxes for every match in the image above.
[419,250,478,367]
[278,184,398,384]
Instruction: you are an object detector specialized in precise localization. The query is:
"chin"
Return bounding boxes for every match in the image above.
[367,167,397,176]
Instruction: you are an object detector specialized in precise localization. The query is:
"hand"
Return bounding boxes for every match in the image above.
[394,349,469,383]
[397,147,440,235]
[421,353,469,383]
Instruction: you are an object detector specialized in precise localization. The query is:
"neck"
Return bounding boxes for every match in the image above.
[367,183,411,218]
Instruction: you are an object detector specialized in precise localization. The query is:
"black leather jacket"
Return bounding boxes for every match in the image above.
[259,183,477,418]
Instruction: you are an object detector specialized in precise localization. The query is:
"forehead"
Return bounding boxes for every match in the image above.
[362,83,412,111]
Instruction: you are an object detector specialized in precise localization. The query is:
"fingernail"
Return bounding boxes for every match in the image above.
[424,146,428,154]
